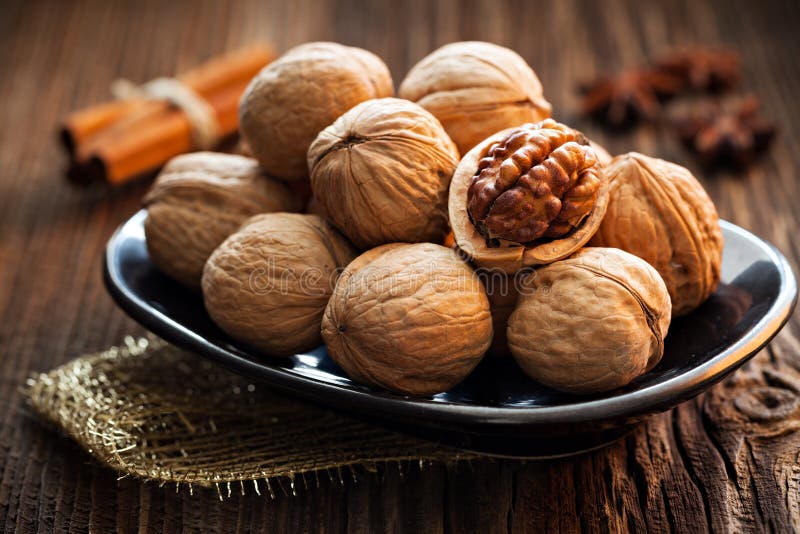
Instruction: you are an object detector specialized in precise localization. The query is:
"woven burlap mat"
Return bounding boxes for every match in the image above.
[26,336,475,497]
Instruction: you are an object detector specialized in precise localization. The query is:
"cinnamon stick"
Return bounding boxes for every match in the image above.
[60,99,144,155]
[62,44,275,185]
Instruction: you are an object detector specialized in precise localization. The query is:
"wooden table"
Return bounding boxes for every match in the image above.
[1,0,798,531]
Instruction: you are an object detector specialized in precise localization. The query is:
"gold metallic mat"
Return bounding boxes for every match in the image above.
[26,336,475,497]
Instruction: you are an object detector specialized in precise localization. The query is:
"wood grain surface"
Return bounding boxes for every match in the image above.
[1,0,799,532]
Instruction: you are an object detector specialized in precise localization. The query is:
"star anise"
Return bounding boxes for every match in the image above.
[579,67,684,129]
[675,96,775,169]
[655,48,740,93]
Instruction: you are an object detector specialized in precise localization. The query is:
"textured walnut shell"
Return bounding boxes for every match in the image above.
[322,243,493,396]
[398,41,552,155]
[308,98,459,249]
[445,234,516,357]
[239,42,393,181]
[202,213,356,357]
[589,140,613,166]
[143,152,301,288]
[589,152,723,316]
[449,121,609,274]
[482,272,520,357]
[305,196,329,220]
[508,247,672,394]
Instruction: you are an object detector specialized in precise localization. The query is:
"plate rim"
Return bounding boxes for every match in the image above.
[104,210,798,427]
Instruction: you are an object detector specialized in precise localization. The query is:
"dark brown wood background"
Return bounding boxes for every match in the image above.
[1,0,799,532]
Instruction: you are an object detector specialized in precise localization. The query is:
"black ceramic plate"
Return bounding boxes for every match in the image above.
[104,210,797,458]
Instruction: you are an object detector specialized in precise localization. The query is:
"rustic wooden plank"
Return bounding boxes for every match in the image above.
[445,460,513,534]
[0,0,798,532]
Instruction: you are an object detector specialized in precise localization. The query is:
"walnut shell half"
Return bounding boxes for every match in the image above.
[202,213,356,357]
[589,152,723,315]
[399,41,552,155]
[589,140,613,167]
[308,98,459,249]
[239,42,393,181]
[449,120,609,274]
[143,152,301,288]
[322,243,493,396]
[508,247,672,394]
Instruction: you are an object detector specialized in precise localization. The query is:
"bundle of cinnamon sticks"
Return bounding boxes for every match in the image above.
[61,44,275,185]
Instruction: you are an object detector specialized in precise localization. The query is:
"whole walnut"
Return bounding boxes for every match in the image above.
[322,243,493,396]
[202,213,356,357]
[398,41,552,155]
[479,271,521,357]
[143,152,300,288]
[239,42,393,181]
[304,195,329,220]
[308,98,459,249]
[444,233,516,357]
[589,152,723,315]
[449,119,609,274]
[508,247,672,394]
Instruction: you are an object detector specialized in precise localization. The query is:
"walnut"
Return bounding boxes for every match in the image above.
[481,272,520,357]
[446,235,517,358]
[304,195,329,219]
[399,41,552,154]
[589,152,723,315]
[508,247,672,394]
[143,152,300,288]
[239,42,393,182]
[202,213,356,357]
[589,139,613,166]
[449,119,609,274]
[322,243,493,396]
[308,98,459,249]
[468,122,602,243]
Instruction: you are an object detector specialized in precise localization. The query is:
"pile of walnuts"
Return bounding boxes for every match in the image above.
[142,41,723,397]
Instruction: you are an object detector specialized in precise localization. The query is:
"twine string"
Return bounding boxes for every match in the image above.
[111,78,220,149]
